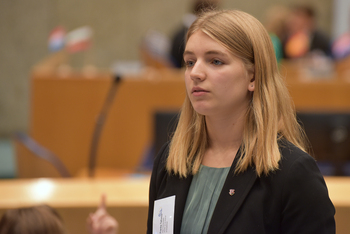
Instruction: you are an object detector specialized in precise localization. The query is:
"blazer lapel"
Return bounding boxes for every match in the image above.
[207,161,257,234]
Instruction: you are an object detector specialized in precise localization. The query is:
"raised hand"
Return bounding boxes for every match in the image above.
[87,194,118,234]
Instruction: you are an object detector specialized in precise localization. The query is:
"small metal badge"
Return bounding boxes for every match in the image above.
[229,189,235,196]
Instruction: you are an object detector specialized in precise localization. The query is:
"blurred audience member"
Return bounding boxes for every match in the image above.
[0,205,66,234]
[264,5,290,63]
[332,32,350,59]
[283,5,332,59]
[170,0,220,68]
[139,29,172,69]
[0,196,118,234]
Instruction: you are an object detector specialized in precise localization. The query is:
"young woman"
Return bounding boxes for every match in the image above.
[147,9,335,234]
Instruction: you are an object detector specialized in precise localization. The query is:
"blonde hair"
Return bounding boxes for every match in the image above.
[166,9,306,177]
[0,205,66,234]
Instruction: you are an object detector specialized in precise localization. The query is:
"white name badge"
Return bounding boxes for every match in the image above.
[153,195,175,234]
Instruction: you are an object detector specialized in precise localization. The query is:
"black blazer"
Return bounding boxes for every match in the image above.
[147,141,335,234]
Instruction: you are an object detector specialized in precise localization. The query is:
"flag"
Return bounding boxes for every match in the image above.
[65,26,93,53]
[48,26,66,52]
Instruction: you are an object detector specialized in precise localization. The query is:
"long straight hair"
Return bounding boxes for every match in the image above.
[167,10,307,177]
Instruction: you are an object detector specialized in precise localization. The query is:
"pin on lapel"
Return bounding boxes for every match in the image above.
[229,189,235,196]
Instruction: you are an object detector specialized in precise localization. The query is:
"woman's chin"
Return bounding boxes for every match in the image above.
[192,106,213,116]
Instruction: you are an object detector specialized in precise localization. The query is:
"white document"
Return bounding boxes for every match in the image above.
[153,195,175,234]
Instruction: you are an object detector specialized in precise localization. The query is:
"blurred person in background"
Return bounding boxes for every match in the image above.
[332,32,350,59]
[283,5,332,59]
[0,196,118,234]
[170,0,220,68]
[264,5,291,63]
[0,205,66,234]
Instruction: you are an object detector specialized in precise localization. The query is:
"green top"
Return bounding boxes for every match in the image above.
[180,165,230,234]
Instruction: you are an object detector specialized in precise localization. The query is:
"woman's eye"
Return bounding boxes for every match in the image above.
[185,60,195,67]
[212,59,223,65]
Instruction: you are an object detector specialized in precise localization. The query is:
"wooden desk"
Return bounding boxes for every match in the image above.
[0,176,349,234]
[281,61,350,112]
[288,81,350,112]
[19,64,350,178]
[0,176,150,234]
[324,177,350,234]
[22,69,186,177]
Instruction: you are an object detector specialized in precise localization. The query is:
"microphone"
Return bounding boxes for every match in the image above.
[88,74,122,177]
[15,132,71,177]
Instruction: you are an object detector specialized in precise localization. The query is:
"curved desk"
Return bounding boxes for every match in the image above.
[0,176,348,234]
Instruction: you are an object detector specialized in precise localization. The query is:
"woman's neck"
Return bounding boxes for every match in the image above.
[202,112,245,168]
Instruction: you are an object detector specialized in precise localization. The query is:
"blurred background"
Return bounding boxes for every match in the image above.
[1,0,350,233]
[0,0,335,136]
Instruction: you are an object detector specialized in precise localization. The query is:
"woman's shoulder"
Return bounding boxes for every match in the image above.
[151,141,171,175]
[278,140,317,172]
[273,140,328,193]
[273,140,335,232]
[154,142,170,163]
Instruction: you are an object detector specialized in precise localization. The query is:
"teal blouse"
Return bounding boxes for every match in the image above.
[180,165,230,234]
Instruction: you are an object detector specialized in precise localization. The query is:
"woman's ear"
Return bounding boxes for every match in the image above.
[248,73,255,92]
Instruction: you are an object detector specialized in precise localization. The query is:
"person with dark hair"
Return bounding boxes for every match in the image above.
[169,0,220,68]
[283,5,332,58]
[0,205,66,234]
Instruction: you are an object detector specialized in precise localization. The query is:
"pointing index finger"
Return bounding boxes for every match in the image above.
[99,193,107,211]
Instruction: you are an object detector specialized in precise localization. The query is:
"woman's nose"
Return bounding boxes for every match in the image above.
[190,61,206,81]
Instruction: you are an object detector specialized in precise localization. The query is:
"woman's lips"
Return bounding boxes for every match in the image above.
[191,87,209,96]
